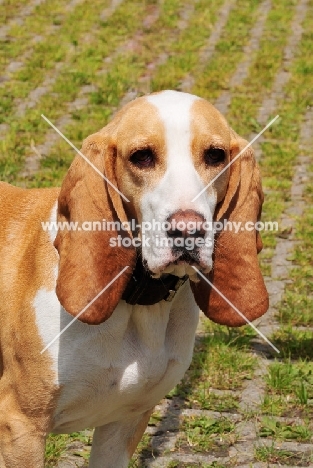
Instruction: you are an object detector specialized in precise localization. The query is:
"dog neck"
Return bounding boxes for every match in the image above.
[122,256,188,305]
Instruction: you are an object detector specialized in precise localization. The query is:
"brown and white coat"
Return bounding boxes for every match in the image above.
[0,91,268,467]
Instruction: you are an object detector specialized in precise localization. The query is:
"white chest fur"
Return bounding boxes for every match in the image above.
[34,282,199,433]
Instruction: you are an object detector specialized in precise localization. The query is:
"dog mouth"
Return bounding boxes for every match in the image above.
[151,249,211,280]
[142,235,212,280]
[173,249,199,264]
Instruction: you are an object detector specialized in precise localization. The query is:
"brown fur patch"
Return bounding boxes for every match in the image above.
[54,97,168,324]
[190,131,269,326]
[127,408,154,458]
[109,97,168,222]
[0,183,60,464]
[190,98,231,203]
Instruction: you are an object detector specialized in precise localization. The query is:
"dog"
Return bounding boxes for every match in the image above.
[0,90,268,467]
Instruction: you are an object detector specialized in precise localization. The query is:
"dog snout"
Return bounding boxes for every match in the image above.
[166,210,206,240]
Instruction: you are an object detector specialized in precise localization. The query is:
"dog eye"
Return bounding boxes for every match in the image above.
[130,149,155,168]
[204,148,226,165]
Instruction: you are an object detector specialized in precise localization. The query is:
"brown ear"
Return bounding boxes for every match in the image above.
[54,132,136,324]
[191,134,269,326]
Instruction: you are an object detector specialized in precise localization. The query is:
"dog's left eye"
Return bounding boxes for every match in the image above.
[130,149,155,168]
[204,148,226,165]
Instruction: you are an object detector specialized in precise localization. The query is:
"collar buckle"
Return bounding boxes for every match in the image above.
[164,276,188,302]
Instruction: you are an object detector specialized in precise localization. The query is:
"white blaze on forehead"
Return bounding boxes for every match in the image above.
[147,91,200,167]
[146,91,205,204]
[147,90,199,119]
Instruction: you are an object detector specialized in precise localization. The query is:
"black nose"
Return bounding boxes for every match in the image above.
[166,210,206,240]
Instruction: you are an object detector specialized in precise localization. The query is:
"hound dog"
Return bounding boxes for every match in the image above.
[0,90,268,467]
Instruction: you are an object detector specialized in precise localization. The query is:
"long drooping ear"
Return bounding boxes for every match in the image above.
[54,132,136,324]
[191,133,269,326]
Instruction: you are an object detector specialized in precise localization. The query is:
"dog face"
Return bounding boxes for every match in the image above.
[112,91,232,279]
[54,90,268,326]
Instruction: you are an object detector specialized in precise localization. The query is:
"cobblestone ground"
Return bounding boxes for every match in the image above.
[1,0,312,466]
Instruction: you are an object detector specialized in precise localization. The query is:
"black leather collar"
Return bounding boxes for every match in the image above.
[122,256,188,305]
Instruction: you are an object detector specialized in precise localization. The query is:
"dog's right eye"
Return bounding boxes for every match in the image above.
[204,147,226,165]
[130,149,155,168]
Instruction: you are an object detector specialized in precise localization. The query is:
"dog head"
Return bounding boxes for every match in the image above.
[54,90,268,325]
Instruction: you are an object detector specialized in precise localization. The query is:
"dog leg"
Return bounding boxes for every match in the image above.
[89,408,153,468]
[0,397,45,468]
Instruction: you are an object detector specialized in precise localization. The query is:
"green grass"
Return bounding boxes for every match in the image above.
[277,174,313,326]
[185,391,240,413]
[0,0,149,179]
[193,0,262,100]
[223,0,311,278]
[45,431,91,466]
[279,291,313,326]
[0,0,91,66]
[255,444,313,465]
[0,0,34,24]
[166,462,224,468]
[227,0,299,135]
[261,360,313,417]
[1,0,110,107]
[150,0,225,91]
[1,0,192,184]
[168,323,257,408]
[176,415,237,455]
[254,8,312,275]
[259,415,313,442]
[271,328,313,361]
